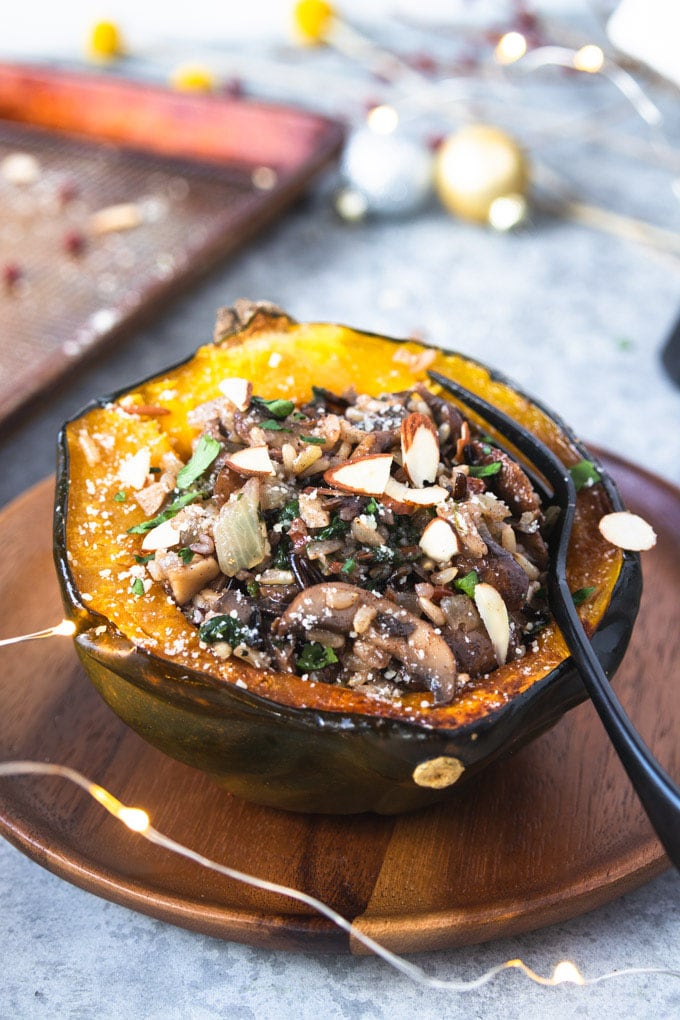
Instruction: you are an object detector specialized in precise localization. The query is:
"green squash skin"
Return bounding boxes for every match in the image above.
[53,315,642,815]
[66,570,639,815]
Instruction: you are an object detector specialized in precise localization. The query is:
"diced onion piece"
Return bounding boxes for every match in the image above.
[474,582,510,666]
[598,511,657,551]
[213,478,268,576]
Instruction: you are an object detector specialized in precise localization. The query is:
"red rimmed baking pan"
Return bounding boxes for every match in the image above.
[0,64,344,424]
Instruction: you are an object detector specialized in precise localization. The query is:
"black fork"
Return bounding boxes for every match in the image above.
[429,369,680,871]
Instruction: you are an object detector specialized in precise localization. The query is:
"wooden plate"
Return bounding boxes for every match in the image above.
[0,450,677,954]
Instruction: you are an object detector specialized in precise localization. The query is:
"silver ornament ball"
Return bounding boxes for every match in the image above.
[342,129,433,217]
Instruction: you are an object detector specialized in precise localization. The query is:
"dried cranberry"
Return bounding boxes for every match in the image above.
[63,231,86,257]
[2,263,22,289]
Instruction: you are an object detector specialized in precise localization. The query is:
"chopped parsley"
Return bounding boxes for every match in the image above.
[134,552,155,565]
[176,435,221,490]
[271,535,292,569]
[299,435,326,445]
[316,513,350,541]
[113,490,127,502]
[365,497,380,515]
[340,557,356,574]
[277,499,300,527]
[387,516,420,548]
[371,545,399,564]
[149,466,161,474]
[260,420,292,432]
[198,614,255,646]
[454,570,480,598]
[571,586,596,606]
[178,547,194,564]
[130,577,145,596]
[251,396,295,419]
[469,461,502,478]
[127,490,206,534]
[296,642,339,672]
[246,579,261,598]
[570,459,601,491]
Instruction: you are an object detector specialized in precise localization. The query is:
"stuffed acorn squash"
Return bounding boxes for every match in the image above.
[54,300,641,813]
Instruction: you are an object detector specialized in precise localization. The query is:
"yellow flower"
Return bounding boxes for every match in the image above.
[170,65,216,93]
[87,20,124,61]
[292,0,334,44]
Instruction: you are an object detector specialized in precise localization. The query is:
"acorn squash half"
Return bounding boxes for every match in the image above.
[54,301,641,814]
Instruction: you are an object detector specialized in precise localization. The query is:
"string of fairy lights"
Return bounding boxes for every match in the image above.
[84,0,680,265]
[1,0,679,1000]
[1,620,679,994]
[82,1,680,258]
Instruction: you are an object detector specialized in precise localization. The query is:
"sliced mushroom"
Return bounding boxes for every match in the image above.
[456,537,531,612]
[277,583,458,704]
[165,556,221,606]
[469,441,542,517]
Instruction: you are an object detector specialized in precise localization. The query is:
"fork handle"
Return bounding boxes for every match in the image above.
[553,577,680,871]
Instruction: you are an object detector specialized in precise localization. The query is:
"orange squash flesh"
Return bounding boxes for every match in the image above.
[62,314,622,729]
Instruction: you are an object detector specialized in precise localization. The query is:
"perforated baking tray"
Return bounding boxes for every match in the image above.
[0,64,344,424]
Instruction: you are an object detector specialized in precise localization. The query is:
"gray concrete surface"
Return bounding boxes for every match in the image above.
[1,35,680,1020]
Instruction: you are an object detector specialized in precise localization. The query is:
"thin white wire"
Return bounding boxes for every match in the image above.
[1,761,679,992]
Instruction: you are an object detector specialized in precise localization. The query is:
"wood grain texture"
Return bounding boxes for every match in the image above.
[0,64,343,426]
[0,449,677,953]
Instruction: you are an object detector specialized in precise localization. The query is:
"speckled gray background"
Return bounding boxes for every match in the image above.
[1,12,680,1017]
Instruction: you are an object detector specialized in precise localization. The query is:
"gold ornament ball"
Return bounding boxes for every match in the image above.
[434,125,528,224]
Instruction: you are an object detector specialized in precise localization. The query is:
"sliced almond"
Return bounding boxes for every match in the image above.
[385,476,449,507]
[455,420,471,463]
[1,152,41,185]
[89,202,143,235]
[119,448,151,491]
[598,511,657,551]
[419,518,460,562]
[474,582,510,666]
[401,412,440,488]
[218,377,252,411]
[141,519,182,552]
[224,446,276,477]
[323,454,393,496]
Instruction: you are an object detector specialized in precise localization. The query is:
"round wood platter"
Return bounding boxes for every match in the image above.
[0,451,677,954]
